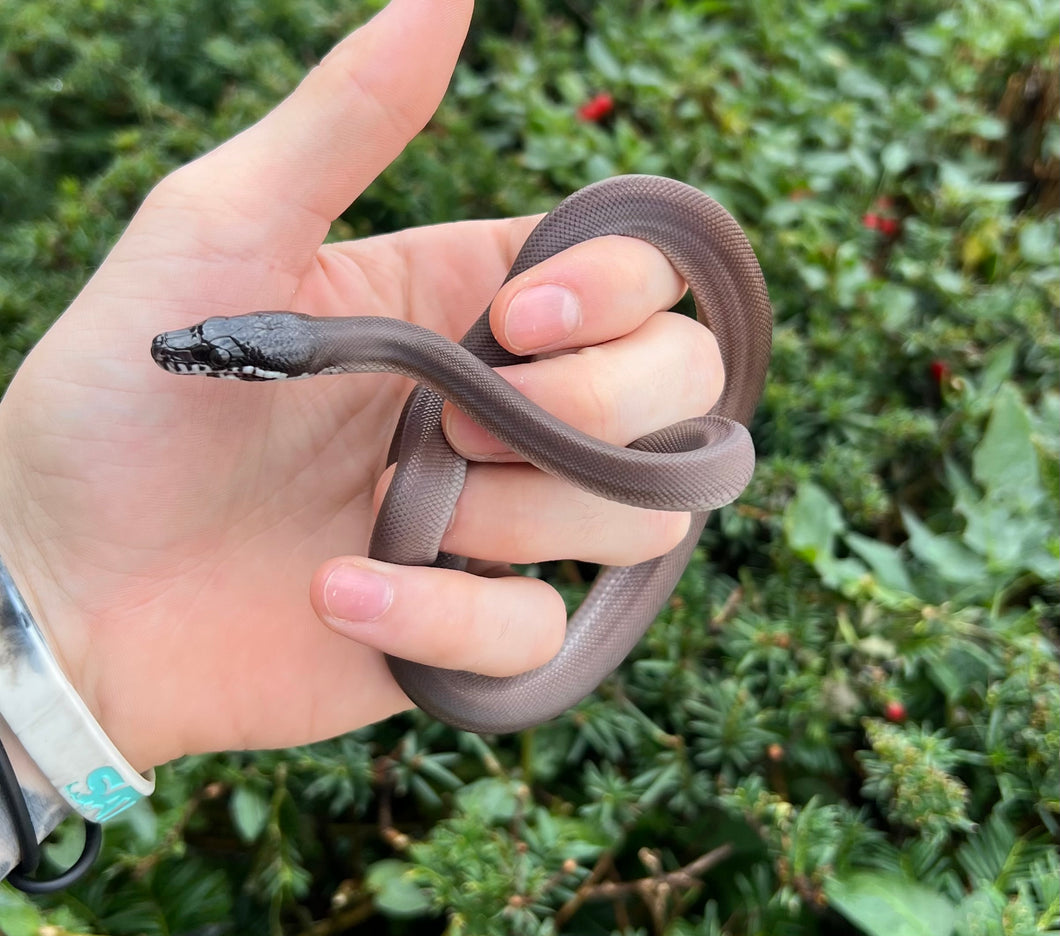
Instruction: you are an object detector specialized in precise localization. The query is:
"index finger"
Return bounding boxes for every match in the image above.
[490,235,687,355]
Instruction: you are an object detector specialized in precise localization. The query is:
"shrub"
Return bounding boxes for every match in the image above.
[1,0,1057,933]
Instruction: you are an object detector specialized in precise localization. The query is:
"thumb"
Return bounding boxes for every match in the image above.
[311,558,566,678]
[144,0,473,274]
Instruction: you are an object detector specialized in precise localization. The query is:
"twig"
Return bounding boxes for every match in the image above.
[552,850,616,928]
[590,844,733,899]
[553,844,733,931]
[296,896,376,936]
[375,768,409,851]
[710,586,744,631]
[131,781,225,878]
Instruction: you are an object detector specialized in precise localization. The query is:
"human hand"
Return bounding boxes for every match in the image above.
[0,0,724,770]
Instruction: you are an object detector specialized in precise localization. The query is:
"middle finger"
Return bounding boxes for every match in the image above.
[444,310,725,461]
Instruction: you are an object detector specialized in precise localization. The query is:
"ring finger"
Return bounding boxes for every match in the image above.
[443,309,725,461]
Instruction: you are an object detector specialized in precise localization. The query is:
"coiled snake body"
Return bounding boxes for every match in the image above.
[151,175,772,733]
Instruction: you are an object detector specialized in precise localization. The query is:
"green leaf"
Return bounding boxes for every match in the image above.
[845,532,914,593]
[881,141,912,174]
[961,497,1049,570]
[785,483,872,590]
[901,508,988,584]
[978,342,1018,399]
[943,457,1047,574]
[785,482,846,561]
[973,383,1040,506]
[1031,392,1060,459]
[0,887,47,936]
[585,34,623,82]
[230,786,270,843]
[454,777,520,823]
[825,871,956,936]
[876,283,918,333]
[367,860,433,918]
[1018,220,1058,264]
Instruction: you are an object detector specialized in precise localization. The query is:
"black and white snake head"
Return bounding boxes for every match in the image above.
[150,313,318,380]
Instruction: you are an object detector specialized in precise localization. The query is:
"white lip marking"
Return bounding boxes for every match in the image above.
[163,361,289,380]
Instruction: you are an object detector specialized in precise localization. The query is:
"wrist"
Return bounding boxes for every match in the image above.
[0,474,158,775]
[0,553,155,824]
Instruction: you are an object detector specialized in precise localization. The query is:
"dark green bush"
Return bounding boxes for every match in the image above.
[1,0,1057,934]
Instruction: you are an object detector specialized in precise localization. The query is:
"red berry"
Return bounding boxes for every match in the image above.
[577,92,614,122]
[862,212,881,230]
[878,217,900,237]
[884,700,907,723]
[929,360,951,384]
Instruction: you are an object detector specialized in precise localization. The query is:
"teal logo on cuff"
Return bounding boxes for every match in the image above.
[64,766,143,822]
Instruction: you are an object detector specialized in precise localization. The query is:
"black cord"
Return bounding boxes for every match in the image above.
[8,823,103,894]
[0,732,40,873]
[0,733,103,893]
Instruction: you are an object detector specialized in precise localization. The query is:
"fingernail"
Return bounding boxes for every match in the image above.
[323,565,393,627]
[504,284,581,352]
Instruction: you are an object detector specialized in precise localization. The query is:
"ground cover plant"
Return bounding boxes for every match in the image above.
[0,0,1057,933]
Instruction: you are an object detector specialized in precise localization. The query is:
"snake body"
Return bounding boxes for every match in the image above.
[151,175,772,733]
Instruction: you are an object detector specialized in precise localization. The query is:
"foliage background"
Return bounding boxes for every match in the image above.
[1,0,1058,934]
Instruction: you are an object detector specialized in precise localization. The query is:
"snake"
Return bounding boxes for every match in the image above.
[150,174,772,734]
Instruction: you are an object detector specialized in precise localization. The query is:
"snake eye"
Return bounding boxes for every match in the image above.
[208,347,232,369]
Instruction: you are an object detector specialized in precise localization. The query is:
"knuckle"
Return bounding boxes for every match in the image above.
[611,509,690,564]
[458,580,563,676]
[587,237,676,300]
[522,585,567,663]
[607,242,656,296]
[142,165,199,213]
[572,349,624,442]
[322,43,422,141]
[615,238,686,308]
[671,315,724,412]
[645,508,692,556]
